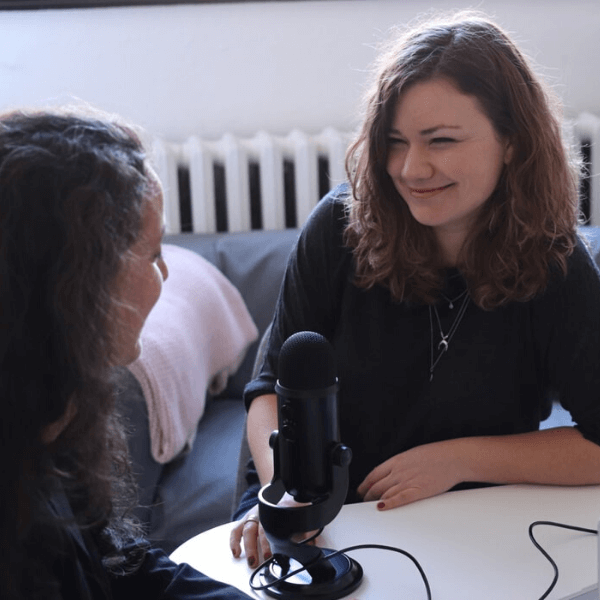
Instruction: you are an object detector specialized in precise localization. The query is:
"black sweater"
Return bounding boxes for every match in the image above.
[244,184,600,502]
[21,486,251,600]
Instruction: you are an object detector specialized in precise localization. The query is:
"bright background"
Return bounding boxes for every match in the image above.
[0,0,598,141]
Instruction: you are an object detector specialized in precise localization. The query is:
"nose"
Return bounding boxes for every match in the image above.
[401,145,434,182]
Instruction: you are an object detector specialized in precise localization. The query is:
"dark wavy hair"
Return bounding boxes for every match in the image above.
[344,11,581,309]
[0,109,151,597]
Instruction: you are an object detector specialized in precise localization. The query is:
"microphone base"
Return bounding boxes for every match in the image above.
[258,548,363,600]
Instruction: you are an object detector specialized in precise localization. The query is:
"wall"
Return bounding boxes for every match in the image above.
[0,0,598,142]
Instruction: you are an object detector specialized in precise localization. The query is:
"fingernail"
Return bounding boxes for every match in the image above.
[264,552,272,560]
[248,557,256,567]
[232,549,238,558]
[377,501,385,510]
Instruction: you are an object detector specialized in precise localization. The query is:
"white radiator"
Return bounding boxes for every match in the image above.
[571,112,600,226]
[154,114,600,234]
[153,128,350,234]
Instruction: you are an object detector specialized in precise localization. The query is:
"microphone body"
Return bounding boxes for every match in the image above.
[274,379,339,503]
[274,330,341,503]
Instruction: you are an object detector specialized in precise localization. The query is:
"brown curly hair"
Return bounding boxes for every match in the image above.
[344,11,581,309]
[0,109,151,597]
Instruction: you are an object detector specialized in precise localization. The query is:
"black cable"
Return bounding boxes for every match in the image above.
[529,520,598,600]
[248,519,596,599]
[249,542,431,599]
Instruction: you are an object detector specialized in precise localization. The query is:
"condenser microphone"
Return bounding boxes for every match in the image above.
[274,330,341,503]
[255,331,362,600]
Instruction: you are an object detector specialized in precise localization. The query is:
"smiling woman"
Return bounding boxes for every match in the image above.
[231,9,600,570]
[385,77,512,265]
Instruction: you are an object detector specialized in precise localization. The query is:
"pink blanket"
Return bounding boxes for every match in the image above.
[128,244,258,463]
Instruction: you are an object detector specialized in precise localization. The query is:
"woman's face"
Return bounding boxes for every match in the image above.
[111,173,168,366]
[385,77,512,261]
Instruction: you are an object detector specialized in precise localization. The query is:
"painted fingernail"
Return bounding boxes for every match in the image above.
[264,552,272,560]
[377,502,386,510]
[248,556,256,567]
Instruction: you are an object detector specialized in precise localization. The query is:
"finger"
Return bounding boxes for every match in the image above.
[378,485,425,511]
[258,526,272,561]
[229,521,244,558]
[362,474,396,503]
[357,464,391,499]
[362,482,384,503]
[242,521,261,568]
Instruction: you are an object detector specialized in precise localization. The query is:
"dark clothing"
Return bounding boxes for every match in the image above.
[244,184,600,503]
[25,487,251,600]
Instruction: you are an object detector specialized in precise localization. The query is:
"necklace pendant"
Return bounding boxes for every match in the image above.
[448,301,454,309]
[438,338,449,352]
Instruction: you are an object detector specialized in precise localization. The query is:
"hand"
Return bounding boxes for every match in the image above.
[230,505,271,568]
[356,440,466,510]
[229,493,320,569]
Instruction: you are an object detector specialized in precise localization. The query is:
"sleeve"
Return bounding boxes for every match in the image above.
[242,184,352,409]
[533,237,600,445]
[110,546,253,599]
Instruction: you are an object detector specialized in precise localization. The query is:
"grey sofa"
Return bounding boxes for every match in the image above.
[120,224,600,555]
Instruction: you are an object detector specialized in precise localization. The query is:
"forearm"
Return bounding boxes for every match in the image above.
[246,393,278,486]
[457,426,600,486]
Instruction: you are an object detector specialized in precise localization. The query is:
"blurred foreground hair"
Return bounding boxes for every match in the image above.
[0,109,150,598]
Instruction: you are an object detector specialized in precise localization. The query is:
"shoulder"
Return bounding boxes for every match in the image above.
[295,183,352,259]
[303,182,350,234]
[534,232,600,319]
[559,232,600,291]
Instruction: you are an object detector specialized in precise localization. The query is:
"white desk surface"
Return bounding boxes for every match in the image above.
[170,484,600,600]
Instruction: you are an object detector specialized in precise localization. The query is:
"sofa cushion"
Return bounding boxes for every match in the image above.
[128,243,258,463]
[164,228,300,398]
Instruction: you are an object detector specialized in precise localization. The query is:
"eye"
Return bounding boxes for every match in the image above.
[430,137,457,145]
[387,135,407,146]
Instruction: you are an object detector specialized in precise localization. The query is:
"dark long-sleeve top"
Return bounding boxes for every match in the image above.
[25,486,251,600]
[244,184,600,502]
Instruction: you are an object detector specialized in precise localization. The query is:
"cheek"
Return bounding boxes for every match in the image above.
[385,148,403,177]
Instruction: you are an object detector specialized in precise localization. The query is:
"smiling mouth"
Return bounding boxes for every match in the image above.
[410,184,454,194]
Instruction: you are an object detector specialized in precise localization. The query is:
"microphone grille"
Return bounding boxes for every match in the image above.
[278,331,336,390]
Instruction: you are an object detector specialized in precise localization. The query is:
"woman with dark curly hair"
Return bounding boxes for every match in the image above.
[231,11,600,566]
[0,109,252,599]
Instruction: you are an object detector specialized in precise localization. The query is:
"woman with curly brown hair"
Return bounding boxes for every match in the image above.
[231,11,600,566]
[0,110,252,599]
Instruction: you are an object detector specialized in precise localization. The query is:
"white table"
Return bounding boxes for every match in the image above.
[170,484,600,599]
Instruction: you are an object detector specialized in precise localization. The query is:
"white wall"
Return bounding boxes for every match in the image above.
[0,0,599,142]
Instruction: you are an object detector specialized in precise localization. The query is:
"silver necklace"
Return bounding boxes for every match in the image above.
[440,288,468,310]
[428,293,470,382]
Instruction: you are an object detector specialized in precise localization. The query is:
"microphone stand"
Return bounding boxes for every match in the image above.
[257,437,363,599]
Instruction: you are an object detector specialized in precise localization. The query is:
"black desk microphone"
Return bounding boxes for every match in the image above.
[256,331,363,600]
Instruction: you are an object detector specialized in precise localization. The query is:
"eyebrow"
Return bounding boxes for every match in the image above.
[389,125,462,136]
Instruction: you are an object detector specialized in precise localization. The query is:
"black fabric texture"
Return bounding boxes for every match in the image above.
[243,183,600,503]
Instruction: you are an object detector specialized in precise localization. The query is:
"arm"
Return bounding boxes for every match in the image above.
[359,426,600,509]
[246,393,278,486]
[361,239,600,509]
[111,546,253,599]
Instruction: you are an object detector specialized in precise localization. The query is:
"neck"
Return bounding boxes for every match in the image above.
[435,228,468,268]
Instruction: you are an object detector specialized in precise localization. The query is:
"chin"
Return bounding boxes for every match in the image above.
[115,341,143,367]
